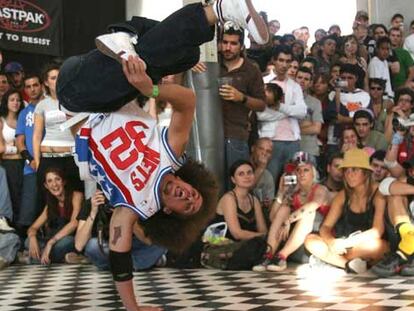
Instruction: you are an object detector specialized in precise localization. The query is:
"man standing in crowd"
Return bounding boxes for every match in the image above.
[219,26,266,189]
[353,109,388,151]
[4,62,28,102]
[389,27,414,90]
[15,74,44,237]
[369,37,395,98]
[316,35,337,75]
[258,45,307,185]
[0,71,10,101]
[296,66,323,163]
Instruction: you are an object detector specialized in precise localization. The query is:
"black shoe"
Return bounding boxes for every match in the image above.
[401,255,414,276]
[371,252,407,277]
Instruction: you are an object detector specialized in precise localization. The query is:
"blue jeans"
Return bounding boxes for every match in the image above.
[57,3,214,113]
[267,140,300,187]
[84,237,166,271]
[0,166,13,221]
[25,235,75,263]
[224,138,250,190]
[17,173,39,227]
[0,232,20,263]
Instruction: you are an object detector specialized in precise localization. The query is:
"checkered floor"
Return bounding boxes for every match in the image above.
[1,264,414,311]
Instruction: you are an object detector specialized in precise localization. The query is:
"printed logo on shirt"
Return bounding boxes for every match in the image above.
[25,111,34,127]
[98,120,161,193]
[346,101,362,112]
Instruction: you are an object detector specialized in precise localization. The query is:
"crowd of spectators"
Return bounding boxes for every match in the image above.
[0,7,414,278]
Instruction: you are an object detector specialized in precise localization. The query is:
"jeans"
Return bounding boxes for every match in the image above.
[17,173,39,227]
[224,138,250,190]
[84,237,166,271]
[25,235,75,263]
[57,3,214,113]
[267,140,300,188]
[0,166,13,221]
[0,232,20,263]
[1,160,23,221]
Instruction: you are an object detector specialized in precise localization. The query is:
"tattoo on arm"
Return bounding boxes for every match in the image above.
[111,226,122,246]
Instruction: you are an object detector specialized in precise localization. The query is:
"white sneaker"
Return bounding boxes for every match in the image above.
[346,258,368,274]
[95,32,145,67]
[215,0,269,44]
[0,217,14,233]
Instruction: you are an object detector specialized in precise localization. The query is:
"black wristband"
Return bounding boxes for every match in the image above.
[20,150,33,162]
[241,94,248,104]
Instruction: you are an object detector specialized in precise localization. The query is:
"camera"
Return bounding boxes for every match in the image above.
[335,79,348,89]
[283,174,297,186]
[392,117,408,132]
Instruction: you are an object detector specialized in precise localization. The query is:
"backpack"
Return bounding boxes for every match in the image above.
[200,236,267,270]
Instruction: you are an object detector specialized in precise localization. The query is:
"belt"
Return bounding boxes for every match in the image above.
[41,152,73,158]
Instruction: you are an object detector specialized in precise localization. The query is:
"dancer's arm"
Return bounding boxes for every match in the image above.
[122,55,195,158]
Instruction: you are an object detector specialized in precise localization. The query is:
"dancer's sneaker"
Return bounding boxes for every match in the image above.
[95,32,144,67]
[371,252,407,277]
[252,255,272,272]
[215,0,269,44]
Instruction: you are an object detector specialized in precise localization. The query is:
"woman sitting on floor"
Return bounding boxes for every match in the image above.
[304,148,388,273]
[26,167,83,264]
[253,151,331,272]
[215,160,267,241]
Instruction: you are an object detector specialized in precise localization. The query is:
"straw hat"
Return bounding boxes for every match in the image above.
[339,148,373,171]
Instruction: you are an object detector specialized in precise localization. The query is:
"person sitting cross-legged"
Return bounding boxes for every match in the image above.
[253,151,330,272]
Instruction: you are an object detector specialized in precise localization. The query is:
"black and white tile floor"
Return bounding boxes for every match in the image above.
[0,263,414,310]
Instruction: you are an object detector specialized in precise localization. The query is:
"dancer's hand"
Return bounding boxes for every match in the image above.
[28,237,41,260]
[122,55,153,97]
[40,242,53,265]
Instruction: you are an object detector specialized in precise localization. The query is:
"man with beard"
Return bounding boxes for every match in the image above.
[219,26,266,190]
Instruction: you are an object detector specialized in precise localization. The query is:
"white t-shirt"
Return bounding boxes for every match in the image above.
[368,56,394,98]
[35,96,75,147]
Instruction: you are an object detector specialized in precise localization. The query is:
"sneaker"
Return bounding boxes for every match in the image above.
[155,254,167,268]
[64,252,89,264]
[215,0,269,44]
[0,217,15,233]
[346,258,367,274]
[95,32,143,65]
[401,256,414,276]
[371,252,407,277]
[16,251,31,265]
[252,256,272,272]
[267,254,287,272]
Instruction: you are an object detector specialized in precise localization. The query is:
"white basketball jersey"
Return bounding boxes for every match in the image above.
[74,103,185,220]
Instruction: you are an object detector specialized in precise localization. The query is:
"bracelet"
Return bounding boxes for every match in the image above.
[150,85,159,98]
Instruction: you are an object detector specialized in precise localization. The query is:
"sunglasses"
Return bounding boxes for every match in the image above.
[370,87,383,91]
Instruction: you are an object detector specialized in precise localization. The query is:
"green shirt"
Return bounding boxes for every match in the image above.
[392,48,414,88]
[365,130,388,151]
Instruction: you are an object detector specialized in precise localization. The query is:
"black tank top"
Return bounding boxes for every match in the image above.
[335,189,377,237]
[215,191,257,241]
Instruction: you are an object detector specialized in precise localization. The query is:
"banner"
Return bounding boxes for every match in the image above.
[0,0,62,56]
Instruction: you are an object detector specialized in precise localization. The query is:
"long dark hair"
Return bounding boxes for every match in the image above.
[0,89,23,118]
[142,158,218,254]
[44,167,74,224]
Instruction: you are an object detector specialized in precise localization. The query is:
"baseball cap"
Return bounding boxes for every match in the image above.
[401,113,414,127]
[355,10,369,20]
[4,62,23,74]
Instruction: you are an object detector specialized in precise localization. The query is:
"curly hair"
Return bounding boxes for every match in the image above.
[142,158,218,254]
